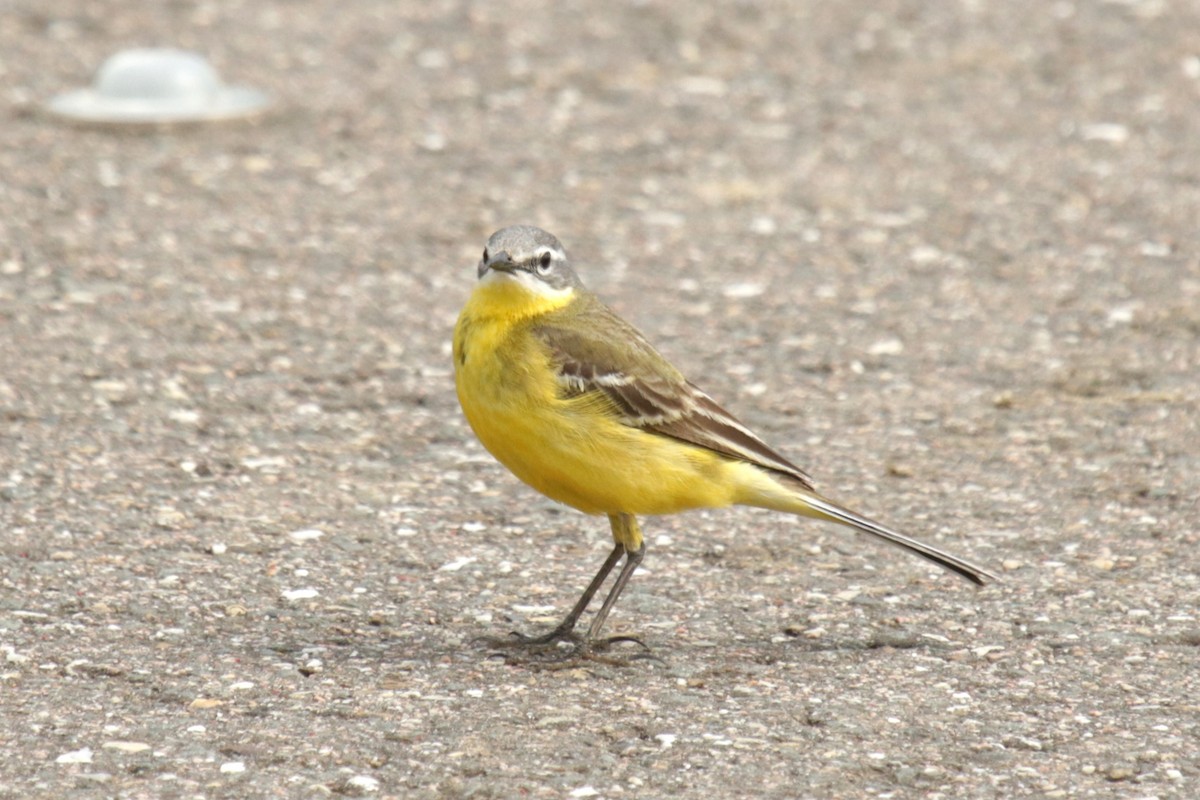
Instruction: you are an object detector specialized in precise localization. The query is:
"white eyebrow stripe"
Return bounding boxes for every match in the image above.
[533,245,565,257]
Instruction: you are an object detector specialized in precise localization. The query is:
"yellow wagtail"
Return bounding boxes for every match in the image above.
[453,225,996,651]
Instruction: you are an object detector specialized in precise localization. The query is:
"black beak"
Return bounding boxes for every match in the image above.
[480,251,516,277]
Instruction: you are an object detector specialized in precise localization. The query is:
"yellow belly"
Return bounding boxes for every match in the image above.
[454,314,739,516]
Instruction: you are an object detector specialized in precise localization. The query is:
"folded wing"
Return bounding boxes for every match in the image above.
[534,303,815,491]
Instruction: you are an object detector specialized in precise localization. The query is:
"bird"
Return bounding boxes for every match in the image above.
[452,225,996,655]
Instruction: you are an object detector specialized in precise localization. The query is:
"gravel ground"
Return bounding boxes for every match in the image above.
[2,1,1198,798]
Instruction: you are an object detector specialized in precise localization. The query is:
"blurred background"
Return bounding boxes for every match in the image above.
[1,1,1198,797]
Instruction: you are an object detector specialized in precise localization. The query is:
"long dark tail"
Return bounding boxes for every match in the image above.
[795,492,998,585]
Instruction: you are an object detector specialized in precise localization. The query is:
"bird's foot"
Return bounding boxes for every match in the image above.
[476,628,659,667]
[473,623,580,651]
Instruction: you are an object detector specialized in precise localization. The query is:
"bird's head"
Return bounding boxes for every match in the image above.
[476,226,584,302]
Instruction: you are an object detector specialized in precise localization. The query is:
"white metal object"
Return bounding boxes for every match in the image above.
[47,48,272,124]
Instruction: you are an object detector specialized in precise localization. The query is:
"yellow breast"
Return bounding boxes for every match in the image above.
[453,281,740,516]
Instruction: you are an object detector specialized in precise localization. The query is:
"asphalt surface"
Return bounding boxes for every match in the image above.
[2,1,1198,798]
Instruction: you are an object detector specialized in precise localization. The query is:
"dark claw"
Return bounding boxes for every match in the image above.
[474,628,661,666]
[596,634,651,651]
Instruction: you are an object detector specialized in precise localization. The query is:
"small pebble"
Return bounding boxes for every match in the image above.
[347,775,380,793]
[1080,123,1129,143]
[288,528,324,542]
[1105,766,1135,781]
[868,337,904,356]
[723,282,765,299]
[189,698,224,710]
[55,748,93,764]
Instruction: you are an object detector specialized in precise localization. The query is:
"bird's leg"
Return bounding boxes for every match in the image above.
[480,514,653,661]
[570,512,651,654]
[504,542,625,646]
[583,540,645,643]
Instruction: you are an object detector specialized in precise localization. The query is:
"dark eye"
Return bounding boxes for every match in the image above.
[482,248,489,262]
[536,251,553,274]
